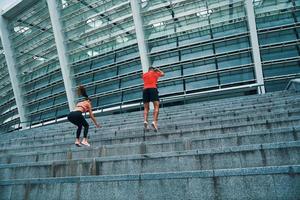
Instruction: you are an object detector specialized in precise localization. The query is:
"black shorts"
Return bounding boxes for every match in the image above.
[143,88,159,103]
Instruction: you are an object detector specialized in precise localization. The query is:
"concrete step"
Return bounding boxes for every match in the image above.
[1,113,299,153]
[2,91,299,141]
[36,95,300,128]
[78,100,300,131]
[0,165,299,200]
[95,91,300,125]
[0,141,299,180]
[95,91,299,122]
[3,102,300,147]
[98,97,300,125]
[3,103,300,147]
[0,91,299,199]
[1,126,299,165]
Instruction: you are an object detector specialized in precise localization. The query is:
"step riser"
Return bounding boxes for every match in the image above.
[1,173,299,200]
[2,129,299,165]
[1,146,299,180]
[1,165,300,200]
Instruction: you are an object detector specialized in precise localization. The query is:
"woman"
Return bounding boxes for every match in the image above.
[67,85,100,147]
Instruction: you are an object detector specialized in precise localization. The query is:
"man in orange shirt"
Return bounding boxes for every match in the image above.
[142,67,165,131]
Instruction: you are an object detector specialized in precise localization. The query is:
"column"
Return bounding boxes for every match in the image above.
[0,15,28,127]
[130,0,151,73]
[47,0,76,110]
[245,0,266,94]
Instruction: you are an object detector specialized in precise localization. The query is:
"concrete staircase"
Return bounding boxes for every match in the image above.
[0,91,300,200]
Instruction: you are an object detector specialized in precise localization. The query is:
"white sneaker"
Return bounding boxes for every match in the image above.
[81,141,90,147]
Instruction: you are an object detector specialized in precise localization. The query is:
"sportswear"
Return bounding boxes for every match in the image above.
[143,88,159,103]
[76,100,90,113]
[142,71,162,89]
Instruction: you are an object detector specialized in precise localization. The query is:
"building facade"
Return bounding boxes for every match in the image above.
[0,0,299,131]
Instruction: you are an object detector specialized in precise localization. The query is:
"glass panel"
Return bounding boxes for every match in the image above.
[215,37,249,54]
[181,45,214,61]
[256,1,300,90]
[56,105,69,117]
[258,29,297,46]
[120,75,142,88]
[8,0,66,124]
[185,75,218,91]
[265,78,291,92]
[142,0,255,99]
[263,62,300,78]
[151,52,179,66]
[260,45,299,61]
[158,80,184,96]
[58,0,141,107]
[178,29,210,46]
[217,52,252,69]
[96,80,119,94]
[99,93,122,107]
[219,68,254,85]
[118,61,141,75]
[123,88,142,102]
[0,38,19,128]
[183,60,216,75]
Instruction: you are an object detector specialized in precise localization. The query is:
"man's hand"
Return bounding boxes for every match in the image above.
[155,68,164,76]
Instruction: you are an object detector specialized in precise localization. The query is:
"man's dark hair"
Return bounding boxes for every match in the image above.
[148,67,154,71]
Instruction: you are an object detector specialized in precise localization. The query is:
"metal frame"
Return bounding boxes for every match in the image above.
[245,0,265,94]
[130,0,151,73]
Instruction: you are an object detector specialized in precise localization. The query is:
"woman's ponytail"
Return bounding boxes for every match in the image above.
[77,85,89,100]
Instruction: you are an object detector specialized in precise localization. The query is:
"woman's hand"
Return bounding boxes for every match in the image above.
[96,123,101,128]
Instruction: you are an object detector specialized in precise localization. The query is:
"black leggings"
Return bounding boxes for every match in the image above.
[67,111,89,139]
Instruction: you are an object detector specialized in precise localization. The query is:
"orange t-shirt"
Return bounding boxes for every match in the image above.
[142,71,162,89]
[76,100,90,113]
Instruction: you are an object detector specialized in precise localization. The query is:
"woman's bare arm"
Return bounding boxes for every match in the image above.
[88,102,100,128]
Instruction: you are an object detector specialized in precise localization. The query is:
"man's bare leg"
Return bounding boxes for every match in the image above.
[144,102,150,128]
[152,101,160,130]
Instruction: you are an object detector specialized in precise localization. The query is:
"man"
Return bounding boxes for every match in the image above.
[142,67,165,131]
